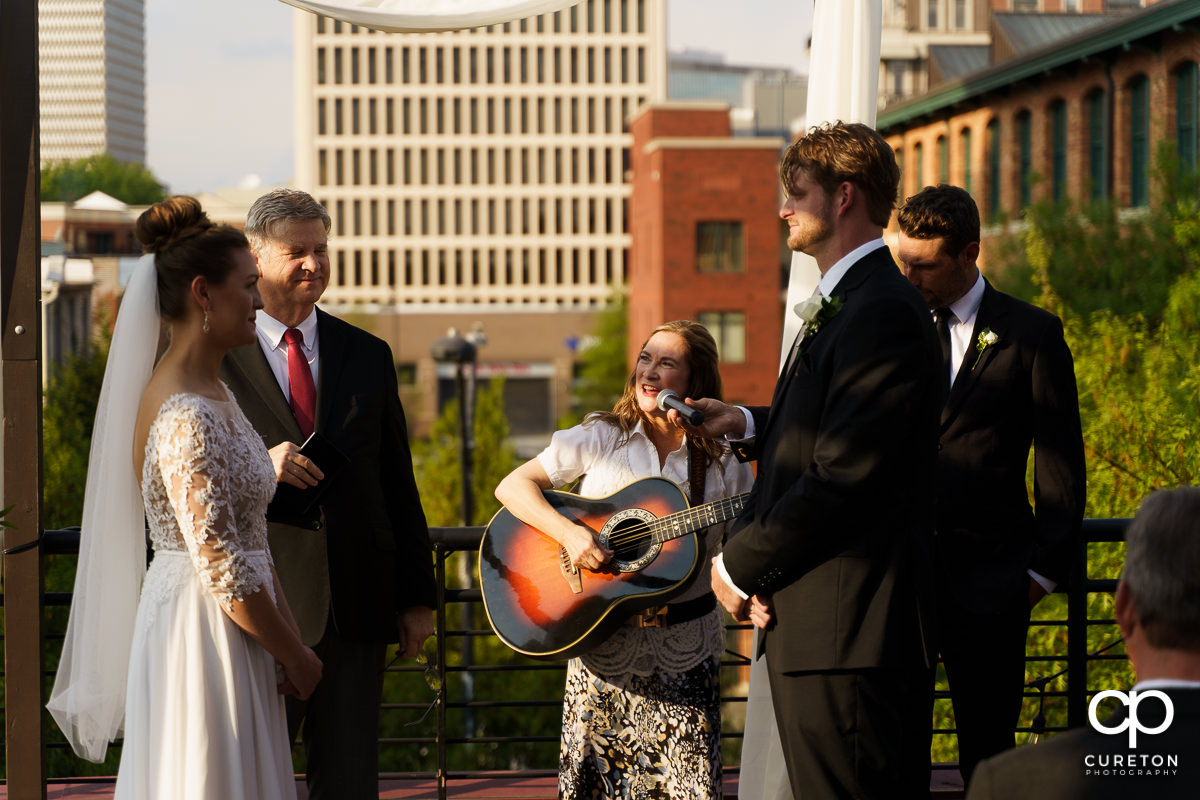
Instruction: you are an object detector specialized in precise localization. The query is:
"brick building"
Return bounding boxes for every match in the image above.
[628,103,784,408]
[881,1,1163,109]
[878,0,1199,221]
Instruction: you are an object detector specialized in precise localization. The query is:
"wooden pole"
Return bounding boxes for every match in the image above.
[0,0,48,796]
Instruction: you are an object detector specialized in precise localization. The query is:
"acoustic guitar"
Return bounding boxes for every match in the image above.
[479,476,749,660]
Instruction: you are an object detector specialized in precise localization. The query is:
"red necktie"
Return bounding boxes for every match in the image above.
[284,328,316,438]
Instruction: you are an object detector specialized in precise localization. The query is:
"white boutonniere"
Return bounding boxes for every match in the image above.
[794,294,844,340]
[972,328,999,369]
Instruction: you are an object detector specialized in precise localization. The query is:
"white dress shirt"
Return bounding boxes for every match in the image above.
[537,417,755,675]
[254,308,320,402]
[941,268,985,387]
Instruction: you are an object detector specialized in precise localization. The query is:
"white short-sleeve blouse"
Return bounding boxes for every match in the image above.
[536,416,755,676]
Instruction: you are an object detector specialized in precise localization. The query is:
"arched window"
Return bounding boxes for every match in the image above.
[937,135,949,184]
[1175,61,1199,176]
[987,118,1001,219]
[1130,75,1150,207]
[961,127,974,197]
[1087,88,1109,201]
[913,141,924,194]
[1051,100,1068,203]
[1016,110,1032,212]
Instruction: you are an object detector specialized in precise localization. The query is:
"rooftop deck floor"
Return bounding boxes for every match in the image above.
[5,767,969,799]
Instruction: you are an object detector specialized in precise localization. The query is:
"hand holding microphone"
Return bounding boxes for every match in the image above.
[656,388,704,426]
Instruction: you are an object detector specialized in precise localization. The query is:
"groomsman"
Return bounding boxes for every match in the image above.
[688,122,942,799]
[897,184,1086,788]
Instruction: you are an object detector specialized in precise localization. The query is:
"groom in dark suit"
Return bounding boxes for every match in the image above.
[968,486,1200,799]
[688,122,943,799]
[220,189,435,800]
[897,184,1086,788]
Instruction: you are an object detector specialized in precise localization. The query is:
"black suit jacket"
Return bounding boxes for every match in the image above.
[937,281,1086,612]
[220,308,435,645]
[968,688,1200,799]
[722,246,942,673]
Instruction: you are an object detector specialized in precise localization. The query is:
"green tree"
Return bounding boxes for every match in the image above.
[561,291,628,428]
[42,325,110,531]
[41,153,166,205]
[990,145,1200,319]
[413,377,516,528]
[389,378,563,772]
[1068,272,1200,519]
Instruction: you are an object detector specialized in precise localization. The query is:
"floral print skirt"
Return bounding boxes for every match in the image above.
[558,654,722,800]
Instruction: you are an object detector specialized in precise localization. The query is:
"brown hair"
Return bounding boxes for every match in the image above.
[135,196,249,321]
[586,320,726,462]
[897,184,981,258]
[779,121,900,228]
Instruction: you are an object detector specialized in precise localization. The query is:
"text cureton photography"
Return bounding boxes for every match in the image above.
[1084,689,1180,779]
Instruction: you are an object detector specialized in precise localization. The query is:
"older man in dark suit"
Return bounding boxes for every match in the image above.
[896,184,1087,788]
[220,189,435,800]
[687,122,943,800]
[967,486,1200,799]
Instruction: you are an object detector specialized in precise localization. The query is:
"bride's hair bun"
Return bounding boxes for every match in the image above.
[135,195,215,254]
[135,195,249,322]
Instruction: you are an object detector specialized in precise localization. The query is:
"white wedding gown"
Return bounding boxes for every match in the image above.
[114,392,296,800]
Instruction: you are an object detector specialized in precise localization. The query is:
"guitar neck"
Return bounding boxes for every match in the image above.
[651,493,749,544]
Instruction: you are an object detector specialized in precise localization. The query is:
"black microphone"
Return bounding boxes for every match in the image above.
[655,388,704,426]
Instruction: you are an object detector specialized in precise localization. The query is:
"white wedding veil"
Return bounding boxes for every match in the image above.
[46,253,160,762]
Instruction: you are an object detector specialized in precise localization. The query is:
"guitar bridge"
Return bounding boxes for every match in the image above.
[558,546,583,594]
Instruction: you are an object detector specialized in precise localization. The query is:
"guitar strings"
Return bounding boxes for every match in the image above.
[603,497,742,547]
[600,497,743,551]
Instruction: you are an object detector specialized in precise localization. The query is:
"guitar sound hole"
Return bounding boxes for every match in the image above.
[609,518,652,561]
[599,506,662,572]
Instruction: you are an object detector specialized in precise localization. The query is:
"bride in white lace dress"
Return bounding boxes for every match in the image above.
[48,196,322,799]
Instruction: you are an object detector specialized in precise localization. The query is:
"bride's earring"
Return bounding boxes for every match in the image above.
[203,310,211,334]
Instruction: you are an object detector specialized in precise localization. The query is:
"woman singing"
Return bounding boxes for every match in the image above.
[495,320,753,799]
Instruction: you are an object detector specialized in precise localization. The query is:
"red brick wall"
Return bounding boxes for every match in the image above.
[886,28,1200,221]
[629,106,783,407]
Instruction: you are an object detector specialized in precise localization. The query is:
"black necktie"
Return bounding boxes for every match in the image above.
[935,307,955,390]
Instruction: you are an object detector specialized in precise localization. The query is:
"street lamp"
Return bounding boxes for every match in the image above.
[429,325,484,738]
[430,328,478,527]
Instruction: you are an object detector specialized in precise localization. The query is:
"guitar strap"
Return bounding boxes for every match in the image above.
[628,443,713,632]
[688,440,708,505]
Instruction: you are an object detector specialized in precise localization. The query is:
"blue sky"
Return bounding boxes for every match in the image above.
[145,0,812,194]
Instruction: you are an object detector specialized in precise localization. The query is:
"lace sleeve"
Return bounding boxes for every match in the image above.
[152,400,267,609]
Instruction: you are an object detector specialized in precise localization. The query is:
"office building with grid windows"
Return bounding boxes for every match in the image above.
[292,1,666,440]
[39,0,146,166]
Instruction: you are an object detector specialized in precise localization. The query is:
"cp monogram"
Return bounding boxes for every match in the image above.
[1088,689,1174,748]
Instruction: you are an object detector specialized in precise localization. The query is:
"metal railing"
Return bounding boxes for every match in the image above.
[15,519,1130,798]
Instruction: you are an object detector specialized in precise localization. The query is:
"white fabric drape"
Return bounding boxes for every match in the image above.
[278,0,583,32]
[47,254,160,762]
[778,0,882,369]
[737,629,793,800]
